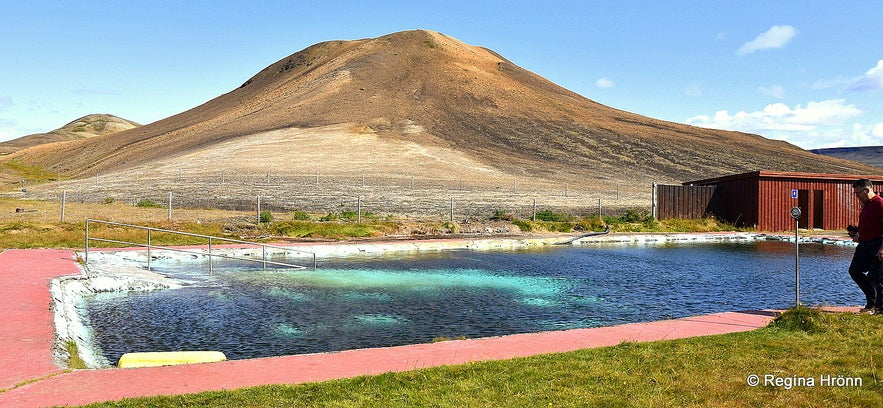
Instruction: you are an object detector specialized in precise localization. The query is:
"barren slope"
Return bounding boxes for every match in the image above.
[7,30,882,194]
[811,146,883,170]
[0,114,139,155]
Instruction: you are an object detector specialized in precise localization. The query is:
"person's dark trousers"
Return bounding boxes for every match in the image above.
[849,238,883,308]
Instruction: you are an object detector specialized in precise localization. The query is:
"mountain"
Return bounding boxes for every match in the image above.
[811,146,883,170]
[5,30,881,192]
[0,114,139,155]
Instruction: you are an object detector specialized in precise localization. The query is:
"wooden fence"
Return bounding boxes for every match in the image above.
[653,184,718,220]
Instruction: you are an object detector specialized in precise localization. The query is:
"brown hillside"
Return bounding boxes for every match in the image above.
[812,146,883,170]
[8,30,881,191]
[0,114,139,156]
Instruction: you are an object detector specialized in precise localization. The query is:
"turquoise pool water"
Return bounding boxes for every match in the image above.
[84,240,856,363]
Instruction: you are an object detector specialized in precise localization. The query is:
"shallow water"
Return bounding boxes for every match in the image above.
[84,241,857,363]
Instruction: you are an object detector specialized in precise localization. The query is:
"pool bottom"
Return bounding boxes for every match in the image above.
[82,241,857,365]
[84,266,594,363]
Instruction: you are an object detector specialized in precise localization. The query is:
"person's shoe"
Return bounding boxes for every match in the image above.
[858,306,876,314]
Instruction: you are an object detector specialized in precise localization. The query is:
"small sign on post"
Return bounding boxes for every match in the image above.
[789,206,802,308]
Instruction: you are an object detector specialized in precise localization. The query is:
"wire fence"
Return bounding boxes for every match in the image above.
[21,172,653,223]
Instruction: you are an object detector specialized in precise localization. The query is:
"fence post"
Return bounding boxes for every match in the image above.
[450,196,454,222]
[652,182,658,219]
[168,192,172,221]
[532,198,537,221]
[358,195,362,223]
[598,198,602,218]
[257,195,262,225]
[61,190,66,223]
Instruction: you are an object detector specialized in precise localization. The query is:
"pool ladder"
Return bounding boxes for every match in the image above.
[84,219,317,274]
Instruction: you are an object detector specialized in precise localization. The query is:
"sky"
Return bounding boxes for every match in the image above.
[1,1,882,149]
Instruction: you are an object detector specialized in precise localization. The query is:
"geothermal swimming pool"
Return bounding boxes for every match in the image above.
[83,240,856,364]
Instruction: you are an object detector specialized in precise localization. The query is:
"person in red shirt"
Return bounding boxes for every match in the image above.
[848,178,883,314]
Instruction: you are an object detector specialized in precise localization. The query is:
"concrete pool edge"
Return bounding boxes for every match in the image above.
[58,230,782,370]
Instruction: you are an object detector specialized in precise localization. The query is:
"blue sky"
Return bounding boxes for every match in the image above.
[2,1,881,149]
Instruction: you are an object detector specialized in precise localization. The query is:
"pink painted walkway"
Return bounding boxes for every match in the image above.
[0,248,786,407]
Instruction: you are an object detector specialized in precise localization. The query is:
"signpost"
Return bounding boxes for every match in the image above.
[789,206,802,308]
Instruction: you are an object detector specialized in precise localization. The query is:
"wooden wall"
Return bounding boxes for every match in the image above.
[659,172,883,231]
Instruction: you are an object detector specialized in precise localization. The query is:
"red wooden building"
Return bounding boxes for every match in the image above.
[660,171,883,231]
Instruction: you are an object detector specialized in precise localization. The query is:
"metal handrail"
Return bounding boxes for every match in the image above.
[84,219,316,273]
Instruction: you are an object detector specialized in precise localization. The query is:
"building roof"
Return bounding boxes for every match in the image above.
[684,170,883,186]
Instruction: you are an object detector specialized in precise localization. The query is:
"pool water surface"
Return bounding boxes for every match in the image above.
[84,240,857,364]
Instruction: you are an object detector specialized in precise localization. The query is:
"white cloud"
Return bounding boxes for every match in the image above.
[811,77,849,90]
[686,99,861,131]
[873,123,883,137]
[0,95,12,111]
[684,84,702,97]
[849,60,883,91]
[736,25,797,56]
[757,84,785,99]
[595,78,615,89]
[684,99,869,148]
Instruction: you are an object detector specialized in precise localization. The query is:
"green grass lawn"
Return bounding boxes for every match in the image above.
[79,309,883,407]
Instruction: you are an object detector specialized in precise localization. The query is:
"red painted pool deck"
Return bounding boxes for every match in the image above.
[0,248,847,408]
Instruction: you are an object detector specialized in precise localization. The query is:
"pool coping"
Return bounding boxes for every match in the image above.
[0,234,857,407]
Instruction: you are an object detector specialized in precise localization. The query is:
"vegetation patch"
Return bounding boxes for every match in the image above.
[269,220,397,239]
[1,160,60,183]
[771,306,825,333]
[134,199,163,208]
[259,210,273,224]
[80,310,883,407]
[64,340,87,369]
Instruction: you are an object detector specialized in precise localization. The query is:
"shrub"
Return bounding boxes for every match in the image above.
[104,197,115,204]
[319,213,339,222]
[535,210,571,222]
[577,215,607,231]
[771,306,824,333]
[291,211,311,221]
[547,222,575,232]
[615,209,652,223]
[135,199,162,208]
[259,210,273,224]
[442,222,459,233]
[491,210,514,221]
[512,219,532,232]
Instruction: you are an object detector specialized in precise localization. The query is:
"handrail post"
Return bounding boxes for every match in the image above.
[208,237,213,276]
[84,219,90,265]
[82,219,313,274]
[147,229,152,271]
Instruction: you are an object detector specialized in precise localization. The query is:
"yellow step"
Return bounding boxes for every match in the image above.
[118,351,227,368]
